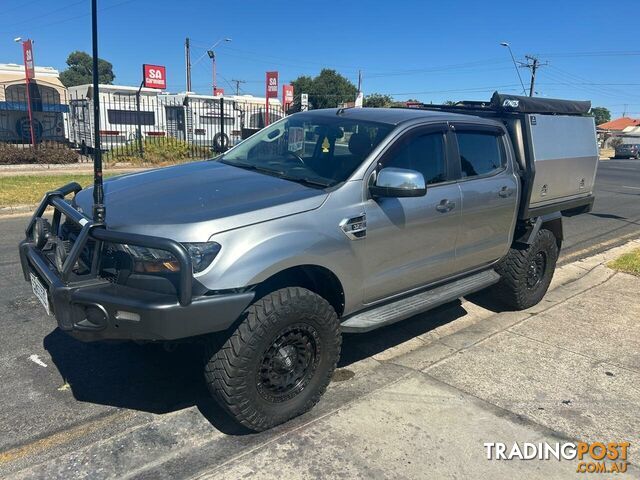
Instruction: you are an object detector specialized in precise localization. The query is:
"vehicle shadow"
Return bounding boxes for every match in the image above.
[43,292,505,435]
[43,329,249,435]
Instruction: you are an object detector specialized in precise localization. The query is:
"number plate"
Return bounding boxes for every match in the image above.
[30,272,50,316]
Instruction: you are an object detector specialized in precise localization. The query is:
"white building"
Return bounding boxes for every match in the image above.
[0,63,68,142]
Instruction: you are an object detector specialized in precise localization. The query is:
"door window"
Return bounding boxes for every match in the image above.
[380,132,446,185]
[456,132,505,178]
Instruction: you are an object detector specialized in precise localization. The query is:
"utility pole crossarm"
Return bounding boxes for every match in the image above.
[230,79,246,96]
[522,55,548,97]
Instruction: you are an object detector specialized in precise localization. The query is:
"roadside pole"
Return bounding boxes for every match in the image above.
[135,80,144,158]
[138,64,167,158]
[20,39,37,149]
[219,96,225,153]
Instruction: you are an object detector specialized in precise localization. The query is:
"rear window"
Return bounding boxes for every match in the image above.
[457,132,505,177]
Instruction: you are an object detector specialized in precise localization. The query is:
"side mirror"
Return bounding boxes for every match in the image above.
[370,167,426,198]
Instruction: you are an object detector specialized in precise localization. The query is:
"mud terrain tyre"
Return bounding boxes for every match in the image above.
[205,287,341,431]
[491,229,559,310]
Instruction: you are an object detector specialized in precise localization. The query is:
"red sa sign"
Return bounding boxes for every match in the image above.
[266,71,278,99]
[22,40,35,80]
[143,64,167,89]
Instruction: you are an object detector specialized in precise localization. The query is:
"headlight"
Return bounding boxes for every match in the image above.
[184,242,222,273]
[123,242,221,274]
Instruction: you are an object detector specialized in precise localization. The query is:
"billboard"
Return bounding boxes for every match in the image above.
[143,64,167,89]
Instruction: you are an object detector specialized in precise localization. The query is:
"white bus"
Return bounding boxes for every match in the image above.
[67,84,165,151]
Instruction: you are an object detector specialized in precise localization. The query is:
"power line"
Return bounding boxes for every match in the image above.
[0,0,136,34]
[3,0,86,30]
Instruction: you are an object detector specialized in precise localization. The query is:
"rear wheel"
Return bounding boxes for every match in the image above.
[204,287,341,431]
[489,229,559,310]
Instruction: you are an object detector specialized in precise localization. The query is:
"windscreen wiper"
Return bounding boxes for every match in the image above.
[275,174,330,188]
[221,160,329,188]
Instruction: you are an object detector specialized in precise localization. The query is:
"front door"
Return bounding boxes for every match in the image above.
[363,126,462,304]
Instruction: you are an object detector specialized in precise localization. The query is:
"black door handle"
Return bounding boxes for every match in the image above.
[498,186,513,198]
[436,199,456,213]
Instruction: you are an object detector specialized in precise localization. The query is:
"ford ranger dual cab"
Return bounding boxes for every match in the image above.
[19,92,599,431]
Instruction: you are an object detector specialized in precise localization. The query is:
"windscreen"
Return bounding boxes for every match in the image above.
[219,113,393,187]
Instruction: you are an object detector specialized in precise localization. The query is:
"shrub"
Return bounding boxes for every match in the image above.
[0,143,80,165]
[105,138,212,166]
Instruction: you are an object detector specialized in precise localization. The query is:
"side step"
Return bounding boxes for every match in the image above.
[341,270,500,333]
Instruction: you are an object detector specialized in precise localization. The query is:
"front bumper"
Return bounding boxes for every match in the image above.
[18,182,254,342]
[20,240,254,342]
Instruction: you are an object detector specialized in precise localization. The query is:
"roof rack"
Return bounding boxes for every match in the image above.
[399,91,591,117]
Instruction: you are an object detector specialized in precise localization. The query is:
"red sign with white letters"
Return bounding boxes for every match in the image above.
[22,40,35,80]
[143,64,166,89]
[282,84,294,108]
[266,71,278,99]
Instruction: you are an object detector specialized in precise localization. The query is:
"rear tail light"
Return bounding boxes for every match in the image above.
[99,130,121,136]
[146,131,166,137]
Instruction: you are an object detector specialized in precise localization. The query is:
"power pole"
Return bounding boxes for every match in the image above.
[185,37,192,92]
[522,55,547,97]
[231,79,246,95]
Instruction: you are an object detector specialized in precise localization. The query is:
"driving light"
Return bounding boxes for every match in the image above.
[123,242,221,274]
[32,217,51,249]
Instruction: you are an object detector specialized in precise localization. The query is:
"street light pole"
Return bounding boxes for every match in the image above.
[193,37,231,95]
[500,42,527,96]
[207,50,216,95]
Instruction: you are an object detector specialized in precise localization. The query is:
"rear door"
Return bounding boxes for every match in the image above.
[451,124,519,272]
[362,124,462,303]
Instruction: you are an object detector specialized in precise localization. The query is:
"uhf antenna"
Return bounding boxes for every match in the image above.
[91,0,105,223]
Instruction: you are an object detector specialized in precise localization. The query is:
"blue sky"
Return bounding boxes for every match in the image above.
[1,0,639,116]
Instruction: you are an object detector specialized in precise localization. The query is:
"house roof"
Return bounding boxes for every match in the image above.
[597,117,640,131]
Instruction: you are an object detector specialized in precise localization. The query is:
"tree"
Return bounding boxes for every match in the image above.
[363,93,394,108]
[291,69,357,110]
[590,106,611,126]
[609,137,623,149]
[60,51,115,87]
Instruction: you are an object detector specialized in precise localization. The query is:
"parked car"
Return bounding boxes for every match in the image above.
[614,143,640,159]
[19,93,598,432]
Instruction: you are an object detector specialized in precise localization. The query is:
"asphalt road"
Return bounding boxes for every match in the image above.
[0,159,638,478]
[559,159,640,264]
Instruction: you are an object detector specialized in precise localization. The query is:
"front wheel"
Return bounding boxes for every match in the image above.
[204,287,341,431]
[489,229,559,310]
